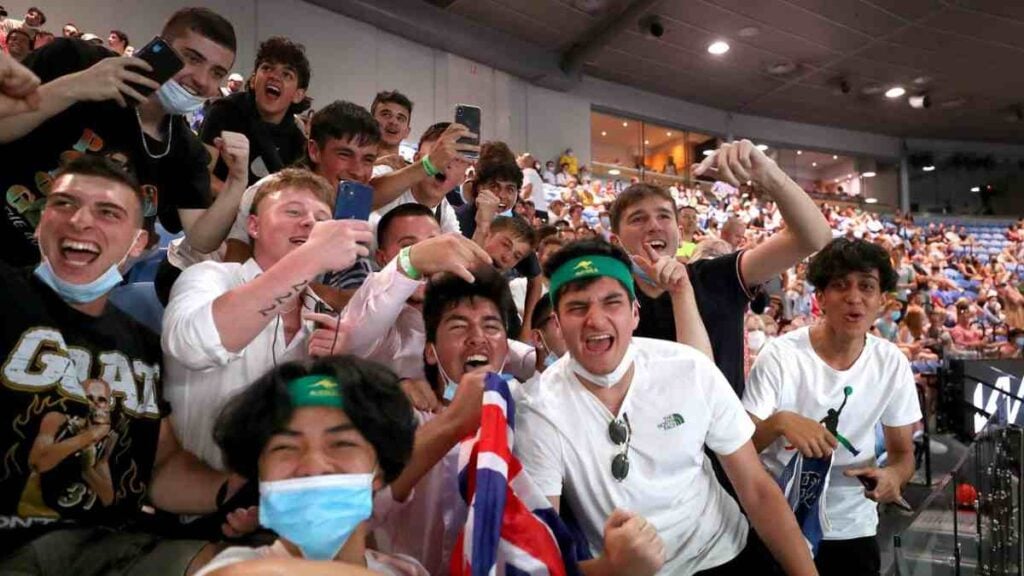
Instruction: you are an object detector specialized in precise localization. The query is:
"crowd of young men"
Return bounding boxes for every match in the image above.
[0,6,923,576]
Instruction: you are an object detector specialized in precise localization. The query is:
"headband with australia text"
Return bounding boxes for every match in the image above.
[548,255,636,304]
[288,374,344,409]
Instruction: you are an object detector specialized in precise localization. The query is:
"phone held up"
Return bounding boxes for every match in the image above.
[128,37,185,98]
[454,104,481,161]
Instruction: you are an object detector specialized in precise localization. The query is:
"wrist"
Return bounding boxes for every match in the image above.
[398,246,423,280]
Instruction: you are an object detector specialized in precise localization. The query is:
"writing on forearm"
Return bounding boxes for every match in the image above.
[258,281,310,317]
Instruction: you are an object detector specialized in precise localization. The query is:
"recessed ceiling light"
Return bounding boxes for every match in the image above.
[970,186,980,192]
[832,155,838,160]
[812,162,817,167]
[922,165,935,172]
[756,144,768,151]
[738,26,760,38]
[644,140,650,145]
[666,131,672,137]
[865,197,878,204]
[862,171,877,178]
[885,86,906,98]
[622,121,628,127]
[703,150,715,156]
[608,169,621,176]
[601,131,607,136]
[707,41,730,55]
[796,150,803,155]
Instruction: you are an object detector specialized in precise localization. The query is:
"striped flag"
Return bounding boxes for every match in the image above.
[776,452,833,556]
[450,373,583,576]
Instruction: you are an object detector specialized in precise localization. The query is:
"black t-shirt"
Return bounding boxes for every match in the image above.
[0,38,212,267]
[634,250,752,397]
[199,91,307,187]
[0,263,165,551]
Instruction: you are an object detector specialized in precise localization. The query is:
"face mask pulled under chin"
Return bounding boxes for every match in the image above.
[156,79,206,115]
[435,344,509,401]
[569,344,636,389]
[33,230,142,304]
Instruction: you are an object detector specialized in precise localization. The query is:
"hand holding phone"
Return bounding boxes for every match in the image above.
[334,181,374,221]
[127,37,184,98]
[454,104,481,161]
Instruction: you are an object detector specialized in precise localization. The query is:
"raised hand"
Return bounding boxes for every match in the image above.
[407,233,493,282]
[69,56,160,108]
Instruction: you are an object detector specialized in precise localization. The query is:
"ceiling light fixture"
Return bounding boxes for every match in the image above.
[622,121,628,127]
[601,131,607,136]
[644,140,650,145]
[909,94,931,109]
[885,86,906,98]
[666,131,672,137]
[865,197,878,204]
[970,186,980,192]
[608,169,621,175]
[812,162,817,167]
[862,171,877,178]
[922,165,935,172]
[707,41,730,55]
[832,155,838,160]
[796,150,803,155]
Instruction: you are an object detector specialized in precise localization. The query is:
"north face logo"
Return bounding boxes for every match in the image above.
[657,413,685,430]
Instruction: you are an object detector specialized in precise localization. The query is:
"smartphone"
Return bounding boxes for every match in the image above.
[129,37,185,97]
[454,104,481,161]
[334,180,374,221]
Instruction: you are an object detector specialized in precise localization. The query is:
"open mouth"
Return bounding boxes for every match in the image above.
[289,236,308,246]
[60,239,101,266]
[264,82,282,99]
[463,353,492,373]
[583,333,614,354]
[844,312,864,323]
[646,239,667,251]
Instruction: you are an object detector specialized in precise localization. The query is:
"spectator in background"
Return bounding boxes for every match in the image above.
[224,72,244,95]
[558,147,578,176]
[541,159,556,184]
[107,29,130,55]
[555,162,570,186]
[21,6,45,30]
[950,299,984,352]
[676,205,700,259]
[61,22,79,37]
[720,215,746,250]
[518,152,548,221]
[0,6,17,39]
[32,29,52,49]
[5,28,31,62]
[371,90,412,164]
[875,299,902,342]
[201,36,310,190]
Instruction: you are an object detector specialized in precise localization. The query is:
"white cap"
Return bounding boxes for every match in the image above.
[228,73,244,82]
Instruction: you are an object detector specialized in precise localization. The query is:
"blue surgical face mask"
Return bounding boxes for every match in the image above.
[497,209,514,219]
[599,215,611,229]
[1016,336,1024,348]
[436,346,509,401]
[259,473,374,560]
[156,79,206,115]
[34,230,141,304]
[890,311,902,322]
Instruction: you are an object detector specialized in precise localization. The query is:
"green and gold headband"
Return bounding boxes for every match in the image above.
[288,374,344,409]
[549,255,636,303]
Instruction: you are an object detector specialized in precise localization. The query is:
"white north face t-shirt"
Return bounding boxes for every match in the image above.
[515,337,754,575]
[743,327,922,541]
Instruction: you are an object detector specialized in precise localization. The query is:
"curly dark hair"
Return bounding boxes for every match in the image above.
[474,141,523,193]
[255,36,311,89]
[807,238,898,293]
[542,238,634,308]
[213,356,417,483]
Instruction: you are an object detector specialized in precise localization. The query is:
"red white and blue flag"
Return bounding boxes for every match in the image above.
[450,373,583,576]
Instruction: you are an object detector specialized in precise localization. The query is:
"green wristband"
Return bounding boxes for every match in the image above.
[398,246,422,280]
[421,155,440,177]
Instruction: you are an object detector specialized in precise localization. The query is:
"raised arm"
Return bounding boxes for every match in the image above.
[694,140,832,287]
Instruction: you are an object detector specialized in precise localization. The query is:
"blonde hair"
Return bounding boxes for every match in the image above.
[250,168,335,215]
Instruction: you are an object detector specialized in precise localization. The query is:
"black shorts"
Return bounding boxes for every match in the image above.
[0,527,208,576]
[815,536,880,576]
[694,529,773,576]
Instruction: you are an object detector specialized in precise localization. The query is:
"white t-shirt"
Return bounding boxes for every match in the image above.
[743,327,922,541]
[515,338,754,575]
[522,167,548,211]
